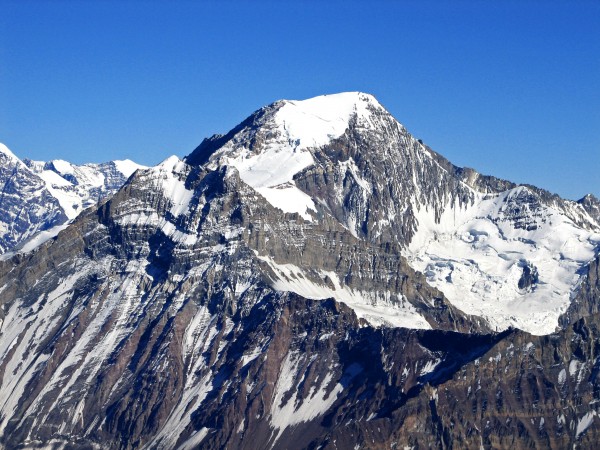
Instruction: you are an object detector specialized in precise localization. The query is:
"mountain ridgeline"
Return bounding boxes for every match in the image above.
[0,92,599,449]
[0,143,146,255]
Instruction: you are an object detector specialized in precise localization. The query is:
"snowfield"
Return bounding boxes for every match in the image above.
[406,186,600,335]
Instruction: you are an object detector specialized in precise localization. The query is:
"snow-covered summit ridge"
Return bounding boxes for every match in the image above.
[274,92,385,150]
[186,92,388,220]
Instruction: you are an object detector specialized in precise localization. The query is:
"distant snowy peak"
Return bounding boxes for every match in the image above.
[0,143,25,166]
[0,142,146,253]
[113,159,146,178]
[23,157,148,220]
[27,158,146,184]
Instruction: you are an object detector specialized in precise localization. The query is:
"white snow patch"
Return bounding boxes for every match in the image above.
[178,427,210,450]
[569,360,580,377]
[269,351,343,445]
[319,332,334,341]
[256,184,316,221]
[50,159,74,175]
[576,411,597,438]
[257,255,431,330]
[1,222,71,259]
[420,359,441,376]
[275,92,377,150]
[241,347,263,367]
[113,159,146,177]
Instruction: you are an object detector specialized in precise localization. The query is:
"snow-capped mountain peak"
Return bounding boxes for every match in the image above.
[274,91,384,149]
[113,158,147,178]
[0,143,147,253]
[2,95,600,449]
[186,92,394,221]
[185,93,600,336]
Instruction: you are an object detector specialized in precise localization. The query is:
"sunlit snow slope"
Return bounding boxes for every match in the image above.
[407,187,600,334]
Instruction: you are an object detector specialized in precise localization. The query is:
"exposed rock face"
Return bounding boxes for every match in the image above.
[0,143,145,254]
[0,157,481,449]
[517,260,539,291]
[578,194,600,227]
[559,253,600,327]
[374,315,600,450]
[0,92,599,449]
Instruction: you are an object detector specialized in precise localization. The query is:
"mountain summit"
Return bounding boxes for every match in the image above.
[0,93,599,449]
[187,92,384,220]
[190,92,600,334]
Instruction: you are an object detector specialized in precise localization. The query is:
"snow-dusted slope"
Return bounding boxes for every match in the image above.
[106,154,449,330]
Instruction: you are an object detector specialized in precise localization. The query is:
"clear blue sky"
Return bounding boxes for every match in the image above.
[1,1,598,200]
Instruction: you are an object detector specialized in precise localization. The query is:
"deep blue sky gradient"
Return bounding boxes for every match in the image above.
[1,0,598,199]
